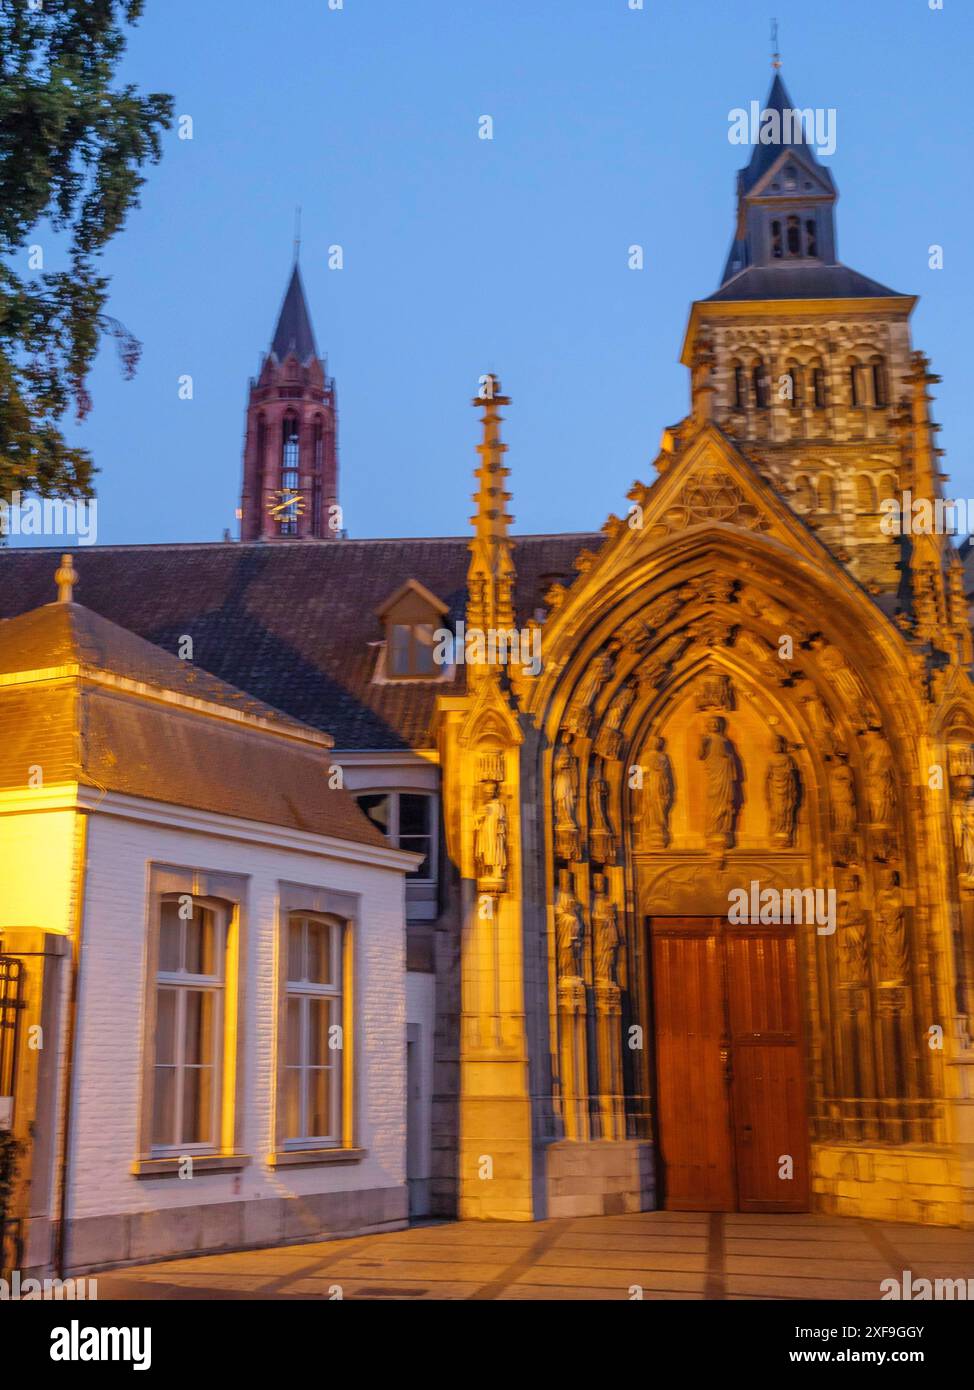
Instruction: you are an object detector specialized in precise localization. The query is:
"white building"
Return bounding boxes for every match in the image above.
[0,562,418,1275]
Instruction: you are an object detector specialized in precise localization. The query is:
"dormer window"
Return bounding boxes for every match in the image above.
[376,579,450,681]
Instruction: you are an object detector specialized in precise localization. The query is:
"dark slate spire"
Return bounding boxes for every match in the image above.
[270,263,318,365]
[739,73,834,196]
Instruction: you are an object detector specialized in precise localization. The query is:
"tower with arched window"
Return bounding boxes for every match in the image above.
[239,263,339,540]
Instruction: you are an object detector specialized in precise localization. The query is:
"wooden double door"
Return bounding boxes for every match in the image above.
[650,916,809,1212]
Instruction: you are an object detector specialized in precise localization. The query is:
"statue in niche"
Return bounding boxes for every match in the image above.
[595,680,636,761]
[695,673,735,711]
[564,650,614,739]
[474,779,508,890]
[591,873,622,988]
[837,869,869,986]
[829,750,858,860]
[643,736,675,848]
[588,762,618,864]
[956,795,974,881]
[698,716,742,847]
[765,734,801,847]
[866,736,897,826]
[875,867,908,986]
[555,868,585,983]
[553,743,581,861]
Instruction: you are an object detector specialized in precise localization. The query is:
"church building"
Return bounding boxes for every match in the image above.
[2,66,974,1269]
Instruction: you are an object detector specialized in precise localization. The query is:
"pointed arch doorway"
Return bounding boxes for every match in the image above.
[649,913,809,1212]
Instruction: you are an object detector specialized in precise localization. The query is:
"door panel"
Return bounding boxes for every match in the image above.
[651,919,735,1210]
[726,928,808,1211]
[650,917,808,1213]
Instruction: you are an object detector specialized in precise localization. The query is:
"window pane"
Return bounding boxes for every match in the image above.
[285,1067,302,1140]
[159,902,181,972]
[308,997,332,1067]
[286,996,302,1067]
[308,1068,332,1140]
[390,624,410,675]
[156,988,177,1065]
[357,793,391,837]
[306,918,332,985]
[400,836,431,879]
[181,1066,213,1146]
[414,624,436,674]
[288,917,305,983]
[185,906,216,976]
[399,794,430,837]
[152,1067,176,1147]
[184,990,214,1067]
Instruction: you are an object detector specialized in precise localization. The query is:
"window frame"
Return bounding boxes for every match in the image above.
[353,789,437,884]
[136,866,249,1177]
[282,913,347,1150]
[272,885,362,1167]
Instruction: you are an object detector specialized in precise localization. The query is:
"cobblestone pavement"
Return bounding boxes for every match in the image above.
[86,1210,974,1301]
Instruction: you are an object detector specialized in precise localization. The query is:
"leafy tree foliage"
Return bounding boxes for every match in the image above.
[0,1,172,503]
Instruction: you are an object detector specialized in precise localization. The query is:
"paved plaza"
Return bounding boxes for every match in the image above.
[87,1210,974,1301]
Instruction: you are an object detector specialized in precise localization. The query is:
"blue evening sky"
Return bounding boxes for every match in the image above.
[15,0,973,545]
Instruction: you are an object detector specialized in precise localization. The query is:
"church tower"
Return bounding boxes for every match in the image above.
[680,66,936,602]
[239,263,339,540]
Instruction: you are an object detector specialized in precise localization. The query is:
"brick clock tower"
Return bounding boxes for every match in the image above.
[239,263,339,540]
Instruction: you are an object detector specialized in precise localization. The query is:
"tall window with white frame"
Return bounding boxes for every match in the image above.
[284,914,344,1147]
[152,897,228,1153]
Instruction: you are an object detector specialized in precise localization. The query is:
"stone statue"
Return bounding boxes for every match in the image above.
[553,744,580,861]
[555,868,584,983]
[765,734,800,847]
[595,680,636,760]
[591,873,622,987]
[875,868,908,985]
[565,651,614,738]
[644,735,675,847]
[866,737,897,826]
[837,869,869,986]
[830,752,858,861]
[588,763,617,864]
[697,716,741,847]
[474,779,507,887]
[957,796,974,881]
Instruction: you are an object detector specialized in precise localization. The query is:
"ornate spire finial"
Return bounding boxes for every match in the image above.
[293,205,302,263]
[55,553,77,603]
[466,374,516,669]
[771,17,781,70]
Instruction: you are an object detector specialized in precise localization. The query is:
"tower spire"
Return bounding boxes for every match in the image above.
[466,375,516,677]
[771,17,781,71]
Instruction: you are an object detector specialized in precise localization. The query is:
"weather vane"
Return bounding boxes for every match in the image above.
[771,18,781,70]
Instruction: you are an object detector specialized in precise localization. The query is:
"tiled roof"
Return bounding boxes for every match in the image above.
[0,535,599,750]
[0,598,393,847]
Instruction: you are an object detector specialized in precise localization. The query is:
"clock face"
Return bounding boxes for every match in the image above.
[268,488,305,519]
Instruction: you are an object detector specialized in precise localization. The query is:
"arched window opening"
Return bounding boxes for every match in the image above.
[753,360,770,410]
[280,415,300,536]
[786,363,802,410]
[771,220,783,259]
[805,218,818,257]
[872,359,888,408]
[786,215,801,256]
[849,364,863,408]
[818,475,835,512]
[857,475,877,511]
[812,365,827,409]
[733,363,747,409]
[312,417,324,534]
